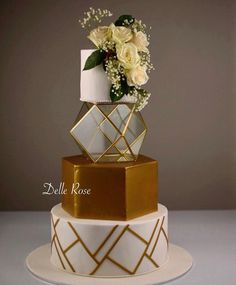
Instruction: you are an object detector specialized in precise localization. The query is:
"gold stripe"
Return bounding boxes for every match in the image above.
[127,228,148,245]
[145,253,159,268]
[51,216,165,275]
[51,217,75,272]
[123,130,147,154]
[63,238,79,253]
[132,218,160,274]
[90,225,129,275]
[67,222,99,264]
[87,105,121,155]
[54,218,60,228]
[93,225,119,256]
[161,227,169,245]
[53,238,66,270]
[107,256,133,275]
[122,105,135,135]
[122,135,136,159]
[51,234,56,251]
[94,136,122,162]
[150,217,165,257]
[96,106,123,136]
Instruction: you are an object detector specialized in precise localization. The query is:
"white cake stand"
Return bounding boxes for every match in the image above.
[26,243,193,285]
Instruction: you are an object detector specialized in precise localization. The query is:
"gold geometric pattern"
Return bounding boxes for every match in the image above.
[70,103,147,163]
[51,215,168,276]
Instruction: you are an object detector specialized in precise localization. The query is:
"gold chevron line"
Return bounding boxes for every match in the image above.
[161,227,169,245]
[145,253,159,268]
[150,217,165,257]
[90,225,129,275]
[127,228,148,245]
[132,218,160,274]
[63,238,79,254]
[107,256,133,275]
[50,216,168,276]
[52,238,66,270]
[51,217,75,272]
[54,218,60,228]
[93,225,119,256]
[50,216,59,251]
[67,222,99,264]
[104,219,160,275]
[51,234,56,251]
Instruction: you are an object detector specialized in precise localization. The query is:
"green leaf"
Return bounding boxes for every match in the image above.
[83,50,106,71]
[110,79,131,102]
[110,85,124,102]
[115,15,135,26]
[120,79,130,94]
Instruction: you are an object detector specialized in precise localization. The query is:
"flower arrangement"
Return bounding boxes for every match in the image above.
[79,8,154,111]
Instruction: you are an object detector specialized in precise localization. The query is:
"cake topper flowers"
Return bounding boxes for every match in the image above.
[79,8,154,111]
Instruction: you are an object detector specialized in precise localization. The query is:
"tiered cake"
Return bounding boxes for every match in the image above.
[26,11,193,284]
[50,50,169,277]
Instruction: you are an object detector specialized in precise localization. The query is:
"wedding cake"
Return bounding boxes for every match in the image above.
[50,11,169,277]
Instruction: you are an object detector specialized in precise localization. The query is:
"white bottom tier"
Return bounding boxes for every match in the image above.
[50,204,168,277]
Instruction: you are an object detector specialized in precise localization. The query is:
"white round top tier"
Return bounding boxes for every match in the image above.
[80,49,136,103]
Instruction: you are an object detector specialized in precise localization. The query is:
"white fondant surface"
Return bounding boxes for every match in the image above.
[26,243,193,285]
[50,204,168,277]
[80,49,136,103]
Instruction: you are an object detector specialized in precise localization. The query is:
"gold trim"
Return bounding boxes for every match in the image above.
[67,222,99,264]
[96,105,123,136]
[132,218,160,274]
[63,239,79,254]
[93,225,119,256]
[124,130,147,154]
[150,217,165,257]
[51,216,168,276]
[51,217,76,272]
[90,225,129,275]
[94,136,123,162]
[145,253,160,268]
[122,104,135,135]
[53,237,66,270]
[107,256,133,275]
[87,105,121,154]
[70,103,147,162]
[161,227,169,245]
[127,228,148,245]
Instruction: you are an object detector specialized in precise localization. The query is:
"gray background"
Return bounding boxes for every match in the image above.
[0,0,235,210]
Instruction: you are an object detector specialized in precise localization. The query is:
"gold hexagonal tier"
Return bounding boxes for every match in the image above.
[70,103,147,163]
[62,155,158,220]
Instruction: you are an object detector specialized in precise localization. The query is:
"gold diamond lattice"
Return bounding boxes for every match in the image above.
[70,103,147,163]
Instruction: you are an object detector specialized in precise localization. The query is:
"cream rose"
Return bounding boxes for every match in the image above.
[88,26,111,47]
[116,43,140,69]
[110,23,132,44]
[126,65,149,86]
[130,31,149,52]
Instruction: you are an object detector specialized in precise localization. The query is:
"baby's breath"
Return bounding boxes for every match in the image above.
[79,7,112,30]
[105,58,122,90]
[100,40,116,52]
[131,19,146,33]
[130,89,151,111]
[139,51,154,73]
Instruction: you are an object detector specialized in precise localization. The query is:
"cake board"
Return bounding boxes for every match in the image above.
[26,243,193,285]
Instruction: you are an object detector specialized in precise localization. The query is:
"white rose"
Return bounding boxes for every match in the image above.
[130,31,149,52]
[88,26,111,47]
[110,23,132,44]
[126,65,149,86]
[116,43,140,69]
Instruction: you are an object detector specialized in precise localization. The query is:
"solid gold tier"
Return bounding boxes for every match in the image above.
[62,154,158,220]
